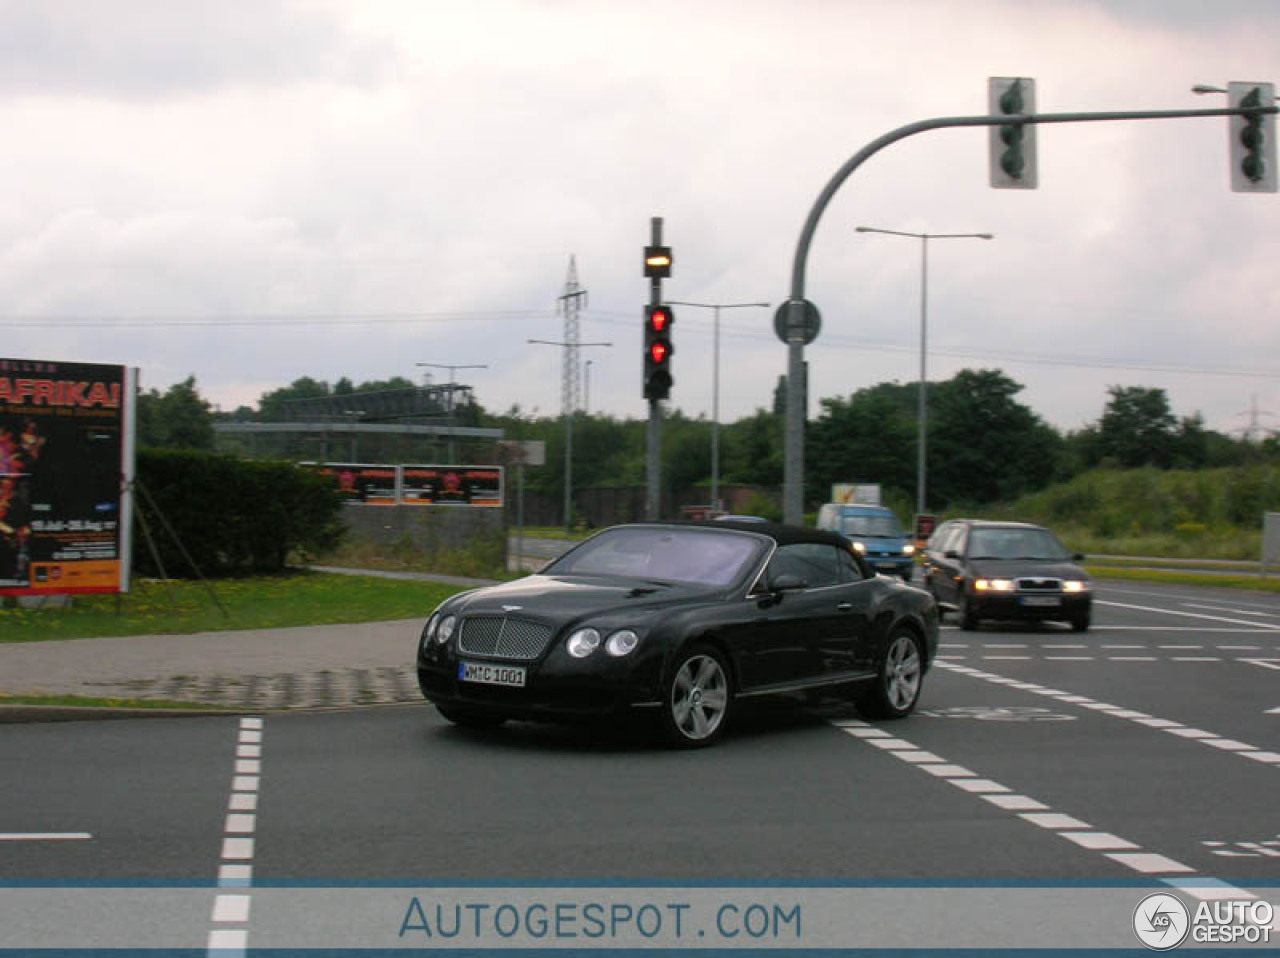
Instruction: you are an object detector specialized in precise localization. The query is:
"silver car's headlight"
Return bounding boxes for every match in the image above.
[436,615,456,645]
[605,630,640,657]
[566,628,601,658]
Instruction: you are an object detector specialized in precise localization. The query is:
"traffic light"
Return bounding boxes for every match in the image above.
[1229,81,1277,193]
[988,77,1038,189]
[643,245,672,279]
[643,304,674,401]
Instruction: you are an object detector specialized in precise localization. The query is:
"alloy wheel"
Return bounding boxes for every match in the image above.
[884,634,922,711]
[670,653,729,742]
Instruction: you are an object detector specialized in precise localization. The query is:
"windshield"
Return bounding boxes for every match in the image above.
[544,526,763,587]
[840,515,902,538]
[967,527,1070,560]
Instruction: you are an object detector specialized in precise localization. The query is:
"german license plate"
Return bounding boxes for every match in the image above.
[459,661,526,687]
[1020,596,1060,607]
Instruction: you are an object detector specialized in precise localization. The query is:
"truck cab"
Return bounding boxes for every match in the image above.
[816,503,915,581]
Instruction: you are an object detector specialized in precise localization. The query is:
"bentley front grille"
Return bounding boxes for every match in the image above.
[457,616,555,660]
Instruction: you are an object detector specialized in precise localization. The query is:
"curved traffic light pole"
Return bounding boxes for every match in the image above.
[782,103,1278,525]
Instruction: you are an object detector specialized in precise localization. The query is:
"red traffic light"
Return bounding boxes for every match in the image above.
[649,340,669,364]
[648,307,671,333]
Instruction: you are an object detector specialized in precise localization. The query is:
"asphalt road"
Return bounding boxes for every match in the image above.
[3,579,1279,950]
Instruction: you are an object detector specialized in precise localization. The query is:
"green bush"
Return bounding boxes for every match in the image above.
[133,450,346,577]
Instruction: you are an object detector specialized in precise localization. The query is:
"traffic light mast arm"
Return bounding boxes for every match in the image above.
[788,103,1275,300]
[780,100,1278,525]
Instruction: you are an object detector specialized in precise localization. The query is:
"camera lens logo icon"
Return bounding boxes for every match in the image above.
[1133,893,1190,950]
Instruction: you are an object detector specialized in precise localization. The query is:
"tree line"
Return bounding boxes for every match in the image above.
[138,369,1280,515]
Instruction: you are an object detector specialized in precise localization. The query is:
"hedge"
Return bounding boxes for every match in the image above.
[133,450,346,577]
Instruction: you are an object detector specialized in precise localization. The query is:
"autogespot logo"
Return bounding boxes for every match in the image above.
[1134,893,1190,950]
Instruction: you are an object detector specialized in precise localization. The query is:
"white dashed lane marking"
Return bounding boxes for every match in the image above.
[207,716,263,958]
[939,661,1280,768]
[832,718,1263,902]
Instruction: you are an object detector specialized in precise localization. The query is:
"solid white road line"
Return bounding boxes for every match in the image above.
[0,833,91,841]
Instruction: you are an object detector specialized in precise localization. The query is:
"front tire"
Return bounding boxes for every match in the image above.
[857,629,926,719]
[1070,611,1091,633]
[660,645,733,748]
[959,596,980,631]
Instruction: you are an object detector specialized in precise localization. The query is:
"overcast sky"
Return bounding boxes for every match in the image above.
[2,0,1279,436]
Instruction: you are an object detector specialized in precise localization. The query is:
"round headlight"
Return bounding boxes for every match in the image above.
[566,628,601,658]
[436,615,456,645]
[425,614,439,642]
[605,630,640,657]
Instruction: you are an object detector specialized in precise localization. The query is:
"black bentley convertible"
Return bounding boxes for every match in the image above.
[416,521,940,747]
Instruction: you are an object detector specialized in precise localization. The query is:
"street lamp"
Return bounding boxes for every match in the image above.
[529,339,612,531]
[854,227,993,518]
[666,300,770,513]
[415,362,488,462]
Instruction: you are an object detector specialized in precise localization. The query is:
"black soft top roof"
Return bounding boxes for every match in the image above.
[628,519,854,550]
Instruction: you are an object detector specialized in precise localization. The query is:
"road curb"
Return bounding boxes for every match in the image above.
[0,705,250,724]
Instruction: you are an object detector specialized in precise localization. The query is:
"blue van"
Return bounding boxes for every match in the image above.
[815,503,915,580]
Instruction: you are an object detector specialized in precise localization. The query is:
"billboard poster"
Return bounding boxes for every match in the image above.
[305,464,398,505]
[0,358,135,595]
[401,466,503,506]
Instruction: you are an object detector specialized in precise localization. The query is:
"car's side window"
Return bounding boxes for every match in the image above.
[768,543,842,589]
[928,524,953,555]
[836,546,865,583]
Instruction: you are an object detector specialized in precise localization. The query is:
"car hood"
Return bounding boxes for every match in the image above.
[446,574,716,621]
[965,558,1088,579]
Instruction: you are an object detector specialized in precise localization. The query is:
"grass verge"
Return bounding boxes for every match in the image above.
[0,572,468,643]
[1086,565,1280,592]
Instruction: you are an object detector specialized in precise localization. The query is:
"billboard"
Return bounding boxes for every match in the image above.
[0,358,136,595]
[303,464,504,507]
[307,464,399,505]
[401,466,502,506]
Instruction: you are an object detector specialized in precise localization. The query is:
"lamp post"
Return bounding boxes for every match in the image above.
[854,227,993,517]
[529,339,611,531]
[415,362,488,462]
[666,300,770,513]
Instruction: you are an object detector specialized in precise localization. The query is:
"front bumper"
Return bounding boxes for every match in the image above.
[417,645,665,722]
[968,592,1092,623]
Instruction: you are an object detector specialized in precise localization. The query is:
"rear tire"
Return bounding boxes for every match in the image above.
[659,645,733,748]
[436,703,507,730]
[857,629,926,719]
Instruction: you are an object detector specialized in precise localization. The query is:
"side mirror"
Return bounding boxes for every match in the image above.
[769,573,808,593]
[944,549,961,560]
[1073,552,1086,561]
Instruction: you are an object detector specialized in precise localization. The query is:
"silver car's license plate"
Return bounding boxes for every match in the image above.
[1020,596,1060,607]
[459,661,526,687]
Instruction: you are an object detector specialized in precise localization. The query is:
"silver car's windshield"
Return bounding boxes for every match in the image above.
[967,528,1070,560]
[840,516,901,537]
[546,527,763,587]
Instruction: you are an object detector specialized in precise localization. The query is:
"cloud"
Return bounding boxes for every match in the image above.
[0,0,393,97]
[0,0,1277,437]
